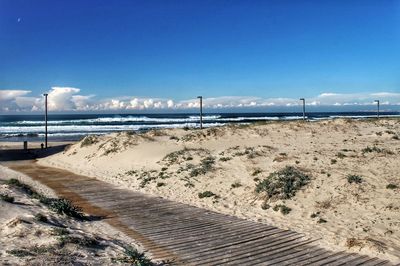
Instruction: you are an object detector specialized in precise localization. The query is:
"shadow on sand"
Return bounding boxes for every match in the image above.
[0,144,69,162]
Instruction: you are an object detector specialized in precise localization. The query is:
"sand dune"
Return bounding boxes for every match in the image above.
[39,118,400,262]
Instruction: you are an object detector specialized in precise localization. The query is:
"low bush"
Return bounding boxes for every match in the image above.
[272,204,291,215]
[362,146,383,153]
[80,135,98,147]
[198,191,218,199]
[386,184,398,189]
[231,182,242,188]
[347,175,363,184]
[7,179,84,219]
[34,213,48,223]
[255,166,310,200]
[112,246,152,265]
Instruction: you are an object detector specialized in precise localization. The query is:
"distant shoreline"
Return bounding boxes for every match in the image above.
[1,112,400,142]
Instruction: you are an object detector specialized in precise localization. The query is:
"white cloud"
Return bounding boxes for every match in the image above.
[47,87,81,111]
[1,87,399,112]
[0,90,31,101]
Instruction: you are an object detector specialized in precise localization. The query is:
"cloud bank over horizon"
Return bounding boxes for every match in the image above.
[1,87,399,113]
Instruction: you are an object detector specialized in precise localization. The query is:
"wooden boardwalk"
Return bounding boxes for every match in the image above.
[7,161,395,265]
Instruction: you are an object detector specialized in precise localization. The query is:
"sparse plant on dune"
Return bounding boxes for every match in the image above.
[362,146,383,153]
[80,135,98,147]
[272,204,291,215]
[255,166,310,201]
[7,179,84,219]
[336,152,346,159]
[198,191,219,199]
[34,213,48,223]
[112,245,153,265]
[347,174,363,184]
[231,182,242,188]
[386,183,398,189]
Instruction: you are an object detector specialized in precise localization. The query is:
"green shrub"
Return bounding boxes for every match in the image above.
[272,204,291,215]
[80,135,98,147]
[112,246,152,265]
[7,179,38,197]
[198,191,218,199]
[8,178,84,219]
[0,193,14,203]
[156,182,166,187]
[189,156,215,177]
[362,146,383,153]
[336,152,346,159]
[37,197,84,219]
[386,184,398,189]
[347,175,363,184]
[252,169,262,176]
[34,213,48,223]
[231,182,242,188]
[261,202,270,210]
[255,166,310,200]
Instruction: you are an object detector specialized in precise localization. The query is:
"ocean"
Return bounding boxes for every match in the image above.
[1,111,399,142]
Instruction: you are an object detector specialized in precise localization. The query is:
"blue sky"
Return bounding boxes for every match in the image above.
[0,0,399,112]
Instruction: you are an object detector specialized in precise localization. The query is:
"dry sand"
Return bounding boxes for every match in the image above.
[0,165,153,265]
[37,118,400,262]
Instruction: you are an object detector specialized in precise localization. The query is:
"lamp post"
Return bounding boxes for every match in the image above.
[43,93,48,148]
[299,98,305,121]
[374,100,380,119]
[197,96,203,129]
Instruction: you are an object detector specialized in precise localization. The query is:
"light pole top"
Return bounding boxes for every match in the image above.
[197,96,202,99]
[300,98,305,101]
[43,93,48,96]
[374,100,379,103]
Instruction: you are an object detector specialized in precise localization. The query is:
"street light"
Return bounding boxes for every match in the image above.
[197,96,203,129]
[374,100,380,119]
[299,98,305,121]
[43,93,48,148]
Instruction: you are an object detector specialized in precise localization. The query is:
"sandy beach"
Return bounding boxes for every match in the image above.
[33,118,400,262]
